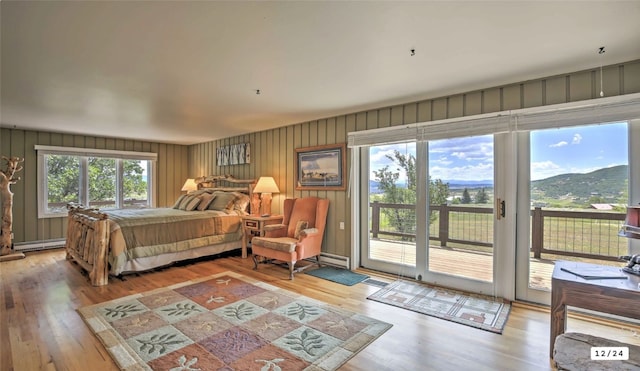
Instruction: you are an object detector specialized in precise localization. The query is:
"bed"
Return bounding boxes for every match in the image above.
[65,175,256,286]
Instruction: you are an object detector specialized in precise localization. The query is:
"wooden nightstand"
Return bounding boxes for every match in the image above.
[240,215,283,258]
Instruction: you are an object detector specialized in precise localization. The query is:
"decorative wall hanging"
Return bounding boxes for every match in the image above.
[295,143,346,191]
[216,143,250,166]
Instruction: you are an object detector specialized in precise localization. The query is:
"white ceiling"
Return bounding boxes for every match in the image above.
[2,1,640,145]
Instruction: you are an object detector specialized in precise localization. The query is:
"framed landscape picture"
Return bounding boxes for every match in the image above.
[295,143,346,191]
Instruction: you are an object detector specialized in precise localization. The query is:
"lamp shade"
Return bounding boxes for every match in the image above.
[181,178,197,192]
[253,177,279,194]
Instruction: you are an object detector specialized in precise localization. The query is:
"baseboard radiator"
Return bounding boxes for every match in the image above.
[13,238,66,252]
[313,252,350,269]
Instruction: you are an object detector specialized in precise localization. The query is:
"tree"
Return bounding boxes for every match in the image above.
[461,188,472,204]
[475,188,489,204]
[47,155,80,203]
[587,195,606,206]
[88,158,116,204]
[373,150,449,240]
[46,155,147,207]
[123,160,147,200]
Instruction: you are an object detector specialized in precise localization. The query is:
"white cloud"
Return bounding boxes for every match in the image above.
[433,139,493,162]
[430,162,494,181]
[369,145,416,181]
[431,156,453,166]
[549,141,568,148]
[531,161,563,180]
[572,133,582,144]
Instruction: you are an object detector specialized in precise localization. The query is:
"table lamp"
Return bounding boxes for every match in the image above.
[181,178,197,193]
[253,176,279,216]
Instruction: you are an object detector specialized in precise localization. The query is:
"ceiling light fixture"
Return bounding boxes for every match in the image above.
[598,46,605,97]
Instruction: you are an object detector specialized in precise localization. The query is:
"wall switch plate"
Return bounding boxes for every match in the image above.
[339,222,345,230]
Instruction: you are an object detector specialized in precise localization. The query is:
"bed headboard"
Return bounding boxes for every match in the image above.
[194,175,258,214]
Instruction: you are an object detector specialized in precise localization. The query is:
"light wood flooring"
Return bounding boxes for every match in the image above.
[2,249,640,371]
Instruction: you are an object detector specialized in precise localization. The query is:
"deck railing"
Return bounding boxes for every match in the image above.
[370,201,628,261]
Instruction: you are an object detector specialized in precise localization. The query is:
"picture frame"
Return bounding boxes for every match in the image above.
[295,143,346,191]
[216,143,250,166]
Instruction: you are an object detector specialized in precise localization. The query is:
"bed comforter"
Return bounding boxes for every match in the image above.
[106,208,243,275]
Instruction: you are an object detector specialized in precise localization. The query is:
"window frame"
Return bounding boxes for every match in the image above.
[36,145,157,218]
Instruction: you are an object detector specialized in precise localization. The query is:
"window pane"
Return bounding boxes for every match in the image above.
[123,159,149,208]
[528,122,629,290]
[427,135,494,282]
[368,143,417,267]
[46,155,80,214]
[88,157,116,209]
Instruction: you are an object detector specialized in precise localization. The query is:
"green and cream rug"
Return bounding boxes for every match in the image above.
[368,279,511,334]
[78,271,392,370]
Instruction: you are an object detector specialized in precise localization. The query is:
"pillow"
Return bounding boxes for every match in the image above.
[173,194,188,209]
[178,194,194,209]
[197,193,215,211]
[208,191,237,211]
[179,195,201,211]
[189,189,210,196]
[231,192,251,213]
[294,220,308,239]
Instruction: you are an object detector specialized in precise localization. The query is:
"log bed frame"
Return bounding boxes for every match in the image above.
[65,175,256,286]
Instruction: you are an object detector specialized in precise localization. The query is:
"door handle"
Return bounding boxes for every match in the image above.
[496,198,506,220]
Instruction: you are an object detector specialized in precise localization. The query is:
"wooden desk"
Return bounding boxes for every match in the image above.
[240,215,283,259]
[550,260,640,358]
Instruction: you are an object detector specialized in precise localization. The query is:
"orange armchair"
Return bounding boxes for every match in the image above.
[251,197,329,279]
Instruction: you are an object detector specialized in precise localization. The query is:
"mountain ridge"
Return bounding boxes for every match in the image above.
[531,164,627,201]
[370,165,628,202]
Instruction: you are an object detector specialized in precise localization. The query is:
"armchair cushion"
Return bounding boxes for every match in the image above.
[252,236,298,253]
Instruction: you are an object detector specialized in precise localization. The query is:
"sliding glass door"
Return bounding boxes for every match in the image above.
[351,94,640,304]
[515,121,633,304]
[425,135,495,285]
[362,142,418,277]
[360,133,515,296]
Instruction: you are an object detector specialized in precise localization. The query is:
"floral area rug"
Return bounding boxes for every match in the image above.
[78,271,392,370]
[367,279,510,334]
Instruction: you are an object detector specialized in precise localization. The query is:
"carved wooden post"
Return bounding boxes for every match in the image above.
[1,156,25,260]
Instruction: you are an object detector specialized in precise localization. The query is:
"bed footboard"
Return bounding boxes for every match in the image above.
[65,204,110,286]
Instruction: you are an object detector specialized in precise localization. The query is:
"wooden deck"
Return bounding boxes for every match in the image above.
[369,239,566,290]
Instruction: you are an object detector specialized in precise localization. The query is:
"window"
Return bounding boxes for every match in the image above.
[36,146,156,217]
[349,93,640,300]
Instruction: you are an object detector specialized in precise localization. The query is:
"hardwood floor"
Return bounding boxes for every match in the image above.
[2,249,639,371]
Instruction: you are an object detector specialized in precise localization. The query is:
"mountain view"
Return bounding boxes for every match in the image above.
[531,164,627,206]
[370,165,628,208]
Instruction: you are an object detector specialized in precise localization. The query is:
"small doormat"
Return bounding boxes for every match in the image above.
[78,271,392,370]
[305,266,369,286]
[367,280,511,334]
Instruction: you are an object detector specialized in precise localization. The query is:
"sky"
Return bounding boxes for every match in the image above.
[369,122,629,183]
[530,122,628,180]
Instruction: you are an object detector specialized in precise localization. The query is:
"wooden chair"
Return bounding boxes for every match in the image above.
[251,197,329,279]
